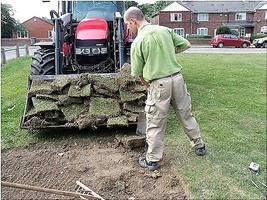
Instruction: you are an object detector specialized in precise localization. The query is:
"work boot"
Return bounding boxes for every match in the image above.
[138,157,158,171]
[192,138,206,156]
[195,145,206,156]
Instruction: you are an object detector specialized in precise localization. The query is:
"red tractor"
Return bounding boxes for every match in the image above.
[31,1,132,75]
[20,1,146,133]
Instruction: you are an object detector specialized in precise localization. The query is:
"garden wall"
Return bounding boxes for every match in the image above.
[1,38,52,46]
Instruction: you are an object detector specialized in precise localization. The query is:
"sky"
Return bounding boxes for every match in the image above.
[1,0,158,23]
[1,0,58,23]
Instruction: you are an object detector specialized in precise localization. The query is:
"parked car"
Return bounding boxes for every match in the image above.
[260,26,267,34]
[211,34,251,48]
[252,36,267,48]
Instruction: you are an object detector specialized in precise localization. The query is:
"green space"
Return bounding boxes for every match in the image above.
[1,53,266,199]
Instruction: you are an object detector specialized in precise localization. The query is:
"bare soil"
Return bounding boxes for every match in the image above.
[1,133,187,199]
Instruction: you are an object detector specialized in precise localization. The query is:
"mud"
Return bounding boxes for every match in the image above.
[1,135,187,199]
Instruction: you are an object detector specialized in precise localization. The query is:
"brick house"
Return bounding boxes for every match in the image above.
[13,16,53,39]
[150,1,267,37]
[254,3,267,34]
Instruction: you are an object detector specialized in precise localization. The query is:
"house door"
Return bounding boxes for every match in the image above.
[214,29,217,36]
[240,27,245,37]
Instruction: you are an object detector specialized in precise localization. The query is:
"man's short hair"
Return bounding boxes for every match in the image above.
[124,7,144,21]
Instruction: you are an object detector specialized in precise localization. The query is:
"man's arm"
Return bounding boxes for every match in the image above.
[175,40,191,54]
[130,43,145,78]
[170,28,191,54]
[139,76,149,87]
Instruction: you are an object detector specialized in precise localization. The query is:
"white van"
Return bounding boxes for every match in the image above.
[260,26,267,34]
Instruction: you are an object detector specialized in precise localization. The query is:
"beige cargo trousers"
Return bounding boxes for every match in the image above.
[145,72,204,163]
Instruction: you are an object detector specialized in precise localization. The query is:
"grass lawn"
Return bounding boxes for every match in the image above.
[1,57,34,148]
[165,53,266,199]
[1,54,266,199]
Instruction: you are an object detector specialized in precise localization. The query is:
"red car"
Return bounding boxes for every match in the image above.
[211,34,251,48]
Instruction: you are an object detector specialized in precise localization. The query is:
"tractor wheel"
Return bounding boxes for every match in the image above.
[31,48,55,75]
[262,42,267,48]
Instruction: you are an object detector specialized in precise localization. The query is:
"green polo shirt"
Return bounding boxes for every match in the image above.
[130,24,188,81]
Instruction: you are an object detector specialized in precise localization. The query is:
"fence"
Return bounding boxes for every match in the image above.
[1,45,30,64]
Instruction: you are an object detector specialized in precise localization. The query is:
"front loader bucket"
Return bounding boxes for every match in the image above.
[20,71,146,131]
[20,74,80,130]
[136,112,146,135]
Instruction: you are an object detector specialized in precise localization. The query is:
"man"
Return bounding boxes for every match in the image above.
[124,7,206,171]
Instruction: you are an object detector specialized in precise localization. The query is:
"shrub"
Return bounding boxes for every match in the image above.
[216,26,231,35]
[230,29,239,36]
[250,33,267,42]
[186,35,212,39]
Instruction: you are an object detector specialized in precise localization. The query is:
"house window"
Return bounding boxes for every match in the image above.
[170,13,182,22]
[174,28,185,37]
[48,30,53,38]
[235,13,246,20]
[197,14,208,21]
[17,31,28,39]
[197,28,208,35]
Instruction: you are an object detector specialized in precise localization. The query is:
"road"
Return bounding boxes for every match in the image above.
[185,45,267,54]
[2,45,266,61]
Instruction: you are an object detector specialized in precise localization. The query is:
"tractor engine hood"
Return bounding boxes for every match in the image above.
[76,18,109,40]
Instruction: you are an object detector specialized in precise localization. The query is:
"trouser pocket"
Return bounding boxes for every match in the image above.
[145,99,156,115]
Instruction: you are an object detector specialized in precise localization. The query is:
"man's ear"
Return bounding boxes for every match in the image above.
[130,18,136,24]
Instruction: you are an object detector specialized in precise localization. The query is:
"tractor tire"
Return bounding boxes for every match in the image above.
[31,48,55,75]
[262,42,267,48]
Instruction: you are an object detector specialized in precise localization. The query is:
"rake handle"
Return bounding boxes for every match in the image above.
[1,181,98,199]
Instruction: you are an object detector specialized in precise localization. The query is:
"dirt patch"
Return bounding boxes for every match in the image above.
[1,134,187,199]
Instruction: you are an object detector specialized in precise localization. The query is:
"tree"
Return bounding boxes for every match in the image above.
[126,1,138,8]
[138,1,172,17]
[1,3,18,38]
[153,1,172,14]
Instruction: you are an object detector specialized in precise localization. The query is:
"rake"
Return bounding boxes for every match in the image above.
[1,180,105,200]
